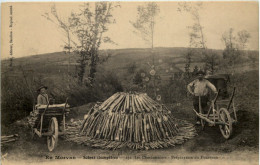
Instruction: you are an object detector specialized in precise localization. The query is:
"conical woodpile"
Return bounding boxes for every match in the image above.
[66,92,197,150]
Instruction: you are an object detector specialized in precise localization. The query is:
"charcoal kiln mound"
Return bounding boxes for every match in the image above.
[66,92,197,150]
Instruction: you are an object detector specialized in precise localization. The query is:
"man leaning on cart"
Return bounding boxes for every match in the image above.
[187,70,217,125]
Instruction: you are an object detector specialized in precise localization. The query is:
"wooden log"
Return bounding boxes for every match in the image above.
[110,113,119,140]
[116,95,126,113]
[133,95,141,113]
[99,114,109,138]
[129,94,133,114]
[143,114,148,142]
[1,139,16,143]
[1,134,19,139]
[102,93,121,111]
[103,114,112,139]
[142,96,157,111]
[114,113,121,140]
[105,113,115,139]
[99,93,120,110]
[147,115,155,141]
[152,114,162,140]
[137,95,150,112]
[95,114,106,138]
[142,94,161,108]
[122,93,127,114]
[110,94,125,113]
[126,94,130,112]
[89,114,101,136]
[122,114,128,141]
[129,114,133,142]
[119,115,125,141]
[139,96,153,112]
[114,114,122,141]
[135,96,145,112]
[131,94,137,113]
[140,114,146,142]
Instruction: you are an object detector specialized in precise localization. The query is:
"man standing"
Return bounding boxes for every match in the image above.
[187,71,217,124]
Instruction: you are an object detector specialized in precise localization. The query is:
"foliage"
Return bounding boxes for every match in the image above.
[130,2,161,98]
[237,30,251,50]
[130,2,160,46]
[178,2,206,49]
[221,28,251,73]
[127,62,137,74]
[202,50,221,74]
[178,2,209,75]
[43,3,119,84]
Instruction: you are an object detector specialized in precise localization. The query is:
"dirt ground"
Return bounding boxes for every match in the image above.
[1,101,259,165]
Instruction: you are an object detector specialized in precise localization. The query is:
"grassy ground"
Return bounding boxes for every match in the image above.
[1,48,258,164]
[1,71,258,165]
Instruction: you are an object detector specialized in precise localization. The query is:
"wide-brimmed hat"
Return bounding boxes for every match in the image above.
[197,70,205,75]
[37,85,48,92]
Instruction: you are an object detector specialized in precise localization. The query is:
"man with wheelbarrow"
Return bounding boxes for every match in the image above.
[187,70,217,125]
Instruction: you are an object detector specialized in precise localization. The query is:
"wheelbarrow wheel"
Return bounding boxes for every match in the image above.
[47,117,58,151]
[219,108,232,139]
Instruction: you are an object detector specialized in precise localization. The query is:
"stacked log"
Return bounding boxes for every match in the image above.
[1,134,19,146]
[65,92,197,150]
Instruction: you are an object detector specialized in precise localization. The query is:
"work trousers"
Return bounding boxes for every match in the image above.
[193,96,209,121]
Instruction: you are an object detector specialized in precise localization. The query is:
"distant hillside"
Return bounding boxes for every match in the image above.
[1,47,258,125]
[2,47,258,78]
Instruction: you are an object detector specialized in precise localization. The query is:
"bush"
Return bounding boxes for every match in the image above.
[1,67,124,125]
[1,74,35,125]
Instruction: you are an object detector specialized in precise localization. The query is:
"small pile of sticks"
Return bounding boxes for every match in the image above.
[65,92,197,150]
[1,134,19,145]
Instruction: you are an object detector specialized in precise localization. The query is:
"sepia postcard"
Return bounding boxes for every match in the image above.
[1,1,259,165]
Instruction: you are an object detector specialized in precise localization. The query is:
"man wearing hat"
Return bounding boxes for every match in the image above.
[187,70,217,125]
[37,86,49,105]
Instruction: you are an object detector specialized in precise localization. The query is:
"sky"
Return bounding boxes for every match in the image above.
[1,1,259,59]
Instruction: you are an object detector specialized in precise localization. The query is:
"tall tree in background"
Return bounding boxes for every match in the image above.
[43,5,73,75]
[203,51,219,74]
[130,2,160,98]
[130,2,160,57]
[178,2,205,76]
[178,2,206,49]
[178,2,220,75]
[237,30,251,50]
[44,2,119,85]
[70,2,119,85]
[221,28,251,73]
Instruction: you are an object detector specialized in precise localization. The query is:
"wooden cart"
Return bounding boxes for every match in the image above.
[31,98,69,151]
[193,75,237,139]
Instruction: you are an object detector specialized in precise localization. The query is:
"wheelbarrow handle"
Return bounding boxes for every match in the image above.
[213,89,221,104]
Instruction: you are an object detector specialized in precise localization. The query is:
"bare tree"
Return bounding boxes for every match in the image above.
[69,2,119,85]
[237,30,251,50]
[222,28,236,50]
[44,2,119,85]
[130,2,160,64]
[179,2,221,75]
[202,50,220,75]
[221,28,241,73]
[178,2,206,49]
[130,2,160,97]
[42,5,73,74]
